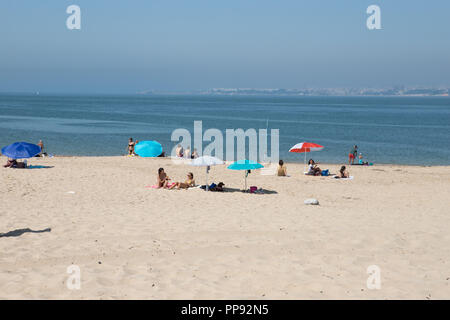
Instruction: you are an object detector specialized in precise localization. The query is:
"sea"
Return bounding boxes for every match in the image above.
[0,94,449,165]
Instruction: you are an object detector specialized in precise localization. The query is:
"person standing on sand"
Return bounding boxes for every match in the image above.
[127,138,135,156]
[37,140,47,157]
[348,145,358,165]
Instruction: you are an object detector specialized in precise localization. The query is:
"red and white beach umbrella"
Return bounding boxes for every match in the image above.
[289,142,324,171]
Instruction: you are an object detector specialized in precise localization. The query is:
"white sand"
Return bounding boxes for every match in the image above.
[1,156,449,299]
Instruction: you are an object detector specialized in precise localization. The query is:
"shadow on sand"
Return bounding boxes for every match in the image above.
[26,165,54,169]
[0,228,51,238]
[223,187,278,194]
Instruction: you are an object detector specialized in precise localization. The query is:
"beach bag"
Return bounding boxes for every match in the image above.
[249,186,257,193]
[321,169,329,176]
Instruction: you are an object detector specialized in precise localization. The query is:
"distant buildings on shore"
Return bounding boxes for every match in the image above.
[139,87,450,97]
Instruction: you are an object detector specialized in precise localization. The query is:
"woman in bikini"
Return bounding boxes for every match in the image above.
[335,165,350,178]
[157,168,170,188]
[169,172,195,190]
[127,138,135,156]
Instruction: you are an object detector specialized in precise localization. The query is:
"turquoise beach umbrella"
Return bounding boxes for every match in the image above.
[227,160,264,191]
[134,140,163,157]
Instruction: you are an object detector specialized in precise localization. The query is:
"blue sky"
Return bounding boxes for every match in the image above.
[1,0,449,93]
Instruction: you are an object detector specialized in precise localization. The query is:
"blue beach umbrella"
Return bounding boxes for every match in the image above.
[227,159,264,191]
[134,140,163,158]
[1,142,41,159]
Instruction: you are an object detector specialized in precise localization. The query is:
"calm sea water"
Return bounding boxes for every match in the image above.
[0,94,449,165]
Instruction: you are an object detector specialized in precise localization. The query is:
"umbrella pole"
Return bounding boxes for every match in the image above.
[244,171,247,192]
[206,167,209,191]
[304,152,306,172]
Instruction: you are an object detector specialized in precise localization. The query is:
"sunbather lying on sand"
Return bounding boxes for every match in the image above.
[156,168,170,188]
[169,172,196,190]
[200,182,225,191]
[4,159,18,168]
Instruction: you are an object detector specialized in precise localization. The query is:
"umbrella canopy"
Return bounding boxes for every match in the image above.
[289,142,324,171]
[134,140,163,157]
[289,142,324,153]
[227,159,264,171]
[227,160,264,191]
[190,155,224,167]
[1,142,41,159]
[190,156,224,191]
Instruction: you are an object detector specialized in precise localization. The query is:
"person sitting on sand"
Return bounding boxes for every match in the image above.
[307,159,321,176]
[3,158,18,168]
[184,147,191,159]
[156,168,170,188]
[169,172,196,190]
[277,160,287,176]
[358,153,369,165]
[175,144,184,158]
[335,165,350,178]
[191,148,198,159]
[127,138,135,156]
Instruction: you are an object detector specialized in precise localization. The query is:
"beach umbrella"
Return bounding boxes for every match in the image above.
[134,140,163,157]
[1,142,41,159]
[190,156,224,191]
[227,159,264,191]
[289,142,324,171]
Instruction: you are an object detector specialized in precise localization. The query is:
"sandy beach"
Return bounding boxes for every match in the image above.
[1,155,449,299]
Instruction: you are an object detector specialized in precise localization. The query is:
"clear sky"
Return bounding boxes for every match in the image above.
[1,0,449,93]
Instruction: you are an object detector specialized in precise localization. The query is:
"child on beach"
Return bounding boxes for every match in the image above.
[358,153,369,165]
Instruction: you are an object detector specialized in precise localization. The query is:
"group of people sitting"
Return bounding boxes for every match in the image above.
[175,145,199,159]
[276,158,350,179]
[156,168,194,189]
[156,168,225,191]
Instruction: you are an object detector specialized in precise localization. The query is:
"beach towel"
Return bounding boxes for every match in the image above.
[334,176,354,180]
[146,183,176,189]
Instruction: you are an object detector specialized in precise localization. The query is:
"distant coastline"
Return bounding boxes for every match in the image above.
[137,87,450,97]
